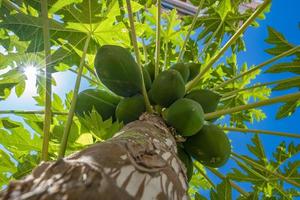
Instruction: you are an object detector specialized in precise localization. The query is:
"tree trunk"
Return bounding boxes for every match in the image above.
[0,114,189,200]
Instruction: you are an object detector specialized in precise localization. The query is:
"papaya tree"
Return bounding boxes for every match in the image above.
[0,0,299,199]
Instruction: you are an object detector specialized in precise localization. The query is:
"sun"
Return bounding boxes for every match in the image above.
[24,65,38,79]
[23,65,38,95]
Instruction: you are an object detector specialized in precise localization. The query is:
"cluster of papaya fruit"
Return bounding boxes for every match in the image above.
[75,45,231,181]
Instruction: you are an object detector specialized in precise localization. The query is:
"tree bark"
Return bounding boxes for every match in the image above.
[0,114,189,200]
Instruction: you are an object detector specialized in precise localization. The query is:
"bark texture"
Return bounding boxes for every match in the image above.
[0,114,189,200]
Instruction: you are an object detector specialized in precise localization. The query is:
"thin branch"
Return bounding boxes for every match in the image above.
[58,35,91,159]
[137,10,149,63]
[41,0,52,161]
[232,152,300,188]
[213,45,300,91]
[0,110,67,115]
[222,127,300,139]
[163,42,169,70]
[125,0,153,113]
[177,0,205,63]
[186,0,271,91]
[155,0,161,77]
[204,92,300,120]
[208,167,250,197]
[221,76,300,98]
[69,68,99,85]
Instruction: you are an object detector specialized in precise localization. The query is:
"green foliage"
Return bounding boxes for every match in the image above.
[210,178,232,200]
[264,26,300,119]
[79,109,123,141]
[228,134,300,199]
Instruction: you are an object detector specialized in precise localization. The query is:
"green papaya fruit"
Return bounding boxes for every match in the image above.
[142,67,152,91]
[150,69,185,107]
[94,45,142,97]
[165,98,204,136]
[144,61,155,81]
[115,95,145,124]
[184,123,231,168]
[171,63,190,83]
[185,89,221,113]
[75,89,121,120]
[186,63,201,81]
[177,147,193,182]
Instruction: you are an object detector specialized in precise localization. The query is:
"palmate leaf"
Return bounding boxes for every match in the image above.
[0,149,17,188]
[265,61,300,75]
[264,27,300,119]
[265,26,300,57]
[229,134,300,199]
[0,126,42,153]
[209,55,269,127]
[0,13,66,52]
[190,0,260,56]
[189,161,212,197]
[79,109,123,141]
[210,178,232,200]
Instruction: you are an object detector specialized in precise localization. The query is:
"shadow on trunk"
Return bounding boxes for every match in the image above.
[0,114,189,200]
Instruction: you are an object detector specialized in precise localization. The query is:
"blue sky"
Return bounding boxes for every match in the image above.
[0,0,299,198]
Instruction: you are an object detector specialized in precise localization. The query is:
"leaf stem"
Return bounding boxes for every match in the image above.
[221,76,300,98]
[0,110,67,115]
[222,127,300,138]
[207,167,250,197]
[58,35,91,159]
[232,152,300,188]
[155,0,161,77]
[205,92,300,120]
[177,0,204,63]
[231,156,269,181]
[125,0,153,113]
[163,42,169,70]
[41,0,52,161]
[186,0,271,91]
[69,68,99,85]
[214,45,300,91]
[137,10,149,63]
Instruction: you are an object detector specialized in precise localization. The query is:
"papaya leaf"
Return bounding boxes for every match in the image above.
[0,118,22,129]
[0,149,16,188]
[265,61,300,75]
[79,109,123,141]
[265,26,300,57]
[13,153,40,180]
[275,100,299,119]
[210,178,232,200]
[0,127,42,153]
[195,192,208,200]
[229,135,300,199]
